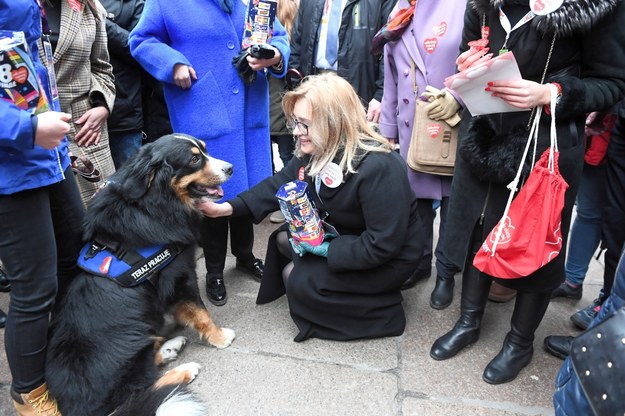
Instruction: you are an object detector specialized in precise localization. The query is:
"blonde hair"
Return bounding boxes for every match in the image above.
[282,73,391,177]
[277,0,299,40]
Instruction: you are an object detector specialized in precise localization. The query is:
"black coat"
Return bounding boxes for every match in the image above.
[445,0,625,292]
[229,150,423,341]
[101,0,144,132]
[288,0,394,103]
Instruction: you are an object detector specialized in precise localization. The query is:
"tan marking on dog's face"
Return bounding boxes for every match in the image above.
[174,302,233,348]
[171,155,227,209]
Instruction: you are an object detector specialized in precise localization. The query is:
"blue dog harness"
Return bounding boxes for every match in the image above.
[77,239,183,287]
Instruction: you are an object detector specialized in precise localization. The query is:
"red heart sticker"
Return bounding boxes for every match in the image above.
[324,177,333,186]
[11,67,28,84]
[423,38,438,54]
[432,22,447,37]
[427,124,441,138]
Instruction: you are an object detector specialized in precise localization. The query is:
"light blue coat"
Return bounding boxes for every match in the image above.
[129,0,290,199]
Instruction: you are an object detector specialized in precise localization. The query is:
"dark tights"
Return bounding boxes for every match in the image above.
[276,231,294,284]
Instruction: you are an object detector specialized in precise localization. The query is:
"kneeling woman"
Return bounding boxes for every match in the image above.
[200,73,424,341]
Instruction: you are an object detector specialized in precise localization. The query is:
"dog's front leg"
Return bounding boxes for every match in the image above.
[173,302,235,348]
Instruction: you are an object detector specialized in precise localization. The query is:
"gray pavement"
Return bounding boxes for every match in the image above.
[0,213,603,416]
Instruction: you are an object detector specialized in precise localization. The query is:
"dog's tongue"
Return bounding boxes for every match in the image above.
[207,185,224,199]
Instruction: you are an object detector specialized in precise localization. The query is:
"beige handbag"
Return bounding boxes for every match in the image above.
[406,60,458,176]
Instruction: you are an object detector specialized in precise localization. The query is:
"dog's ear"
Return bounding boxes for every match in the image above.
[118,145,161,200]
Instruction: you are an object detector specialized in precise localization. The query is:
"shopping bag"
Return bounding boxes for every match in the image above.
[473,85,569,278]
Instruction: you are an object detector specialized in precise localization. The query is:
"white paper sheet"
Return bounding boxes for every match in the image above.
[444,52,530,116]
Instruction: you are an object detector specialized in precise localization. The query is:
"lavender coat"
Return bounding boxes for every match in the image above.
[379,0,466,199]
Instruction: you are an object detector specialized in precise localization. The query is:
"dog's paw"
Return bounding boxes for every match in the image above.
[173,362,201,384]
[159,336,188,363]
[211,327,236,349]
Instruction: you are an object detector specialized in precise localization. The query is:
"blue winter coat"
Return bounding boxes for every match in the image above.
[0,0,70,195]
[553,248,625,415]
[129,0,290,200]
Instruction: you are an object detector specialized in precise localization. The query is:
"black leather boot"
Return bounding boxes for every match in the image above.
[430,264,491,360]
[483,291,551,384]
[543,335,574,359]
[430,275,455,310]
[0,308,6,328]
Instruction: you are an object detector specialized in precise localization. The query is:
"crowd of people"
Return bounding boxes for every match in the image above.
[1,0,625,414]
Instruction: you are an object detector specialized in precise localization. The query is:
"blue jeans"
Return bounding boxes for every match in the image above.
[109,130,143,169]
[564,163,607,286]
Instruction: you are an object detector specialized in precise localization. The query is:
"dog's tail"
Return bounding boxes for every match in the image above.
[113,385,206,416]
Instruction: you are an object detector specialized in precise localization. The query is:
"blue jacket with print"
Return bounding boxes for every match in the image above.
[0,0,70,195]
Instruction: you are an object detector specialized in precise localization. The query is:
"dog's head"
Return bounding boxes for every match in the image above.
[112,134,233,209]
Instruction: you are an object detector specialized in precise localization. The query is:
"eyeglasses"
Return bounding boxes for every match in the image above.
[287,117,309,136]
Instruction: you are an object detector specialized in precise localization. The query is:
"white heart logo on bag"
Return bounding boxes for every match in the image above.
[427,124,441,138]
[432,22,447,37]
[489,216,514,245]
[423,38,438,54]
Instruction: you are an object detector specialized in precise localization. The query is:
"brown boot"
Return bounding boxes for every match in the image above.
[11,383,61,416]
[488,281,517,303]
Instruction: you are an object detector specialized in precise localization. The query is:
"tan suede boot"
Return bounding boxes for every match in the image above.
[11,383,61,416]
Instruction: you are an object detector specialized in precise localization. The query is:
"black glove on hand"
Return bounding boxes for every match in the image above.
[232,48,256,85]
[249,44,276,59]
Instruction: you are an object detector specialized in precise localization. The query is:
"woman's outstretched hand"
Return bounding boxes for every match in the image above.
[196,200,233,217]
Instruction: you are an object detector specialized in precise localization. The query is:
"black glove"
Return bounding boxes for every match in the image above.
[232,48,256,85]
[249,44,276,59]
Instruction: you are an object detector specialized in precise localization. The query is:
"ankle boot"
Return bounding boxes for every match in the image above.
[430,265,491,360]
[12,383,61,416]
[482,291,551,384]
[430,275,455,310]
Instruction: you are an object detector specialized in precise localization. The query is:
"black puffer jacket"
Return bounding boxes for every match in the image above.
[444,0,625,292]
[289,0,394,104]
[101,0,144,132]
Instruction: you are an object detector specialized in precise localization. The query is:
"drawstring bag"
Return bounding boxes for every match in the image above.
[473,84,569,279]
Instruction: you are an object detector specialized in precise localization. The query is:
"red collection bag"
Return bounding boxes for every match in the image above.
[473,85,569,279]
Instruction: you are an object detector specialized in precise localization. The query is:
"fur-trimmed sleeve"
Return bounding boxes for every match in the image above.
[548,2,625,119]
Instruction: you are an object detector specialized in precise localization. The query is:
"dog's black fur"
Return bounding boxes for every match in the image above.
[45,134,234,416]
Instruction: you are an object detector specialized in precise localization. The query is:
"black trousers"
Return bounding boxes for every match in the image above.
[0,169,84,393]
[601,110,625,299]
[200,216,256,275]
[416,197,461,279]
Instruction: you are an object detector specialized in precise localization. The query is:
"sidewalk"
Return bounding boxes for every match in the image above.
[0,215,602,415]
